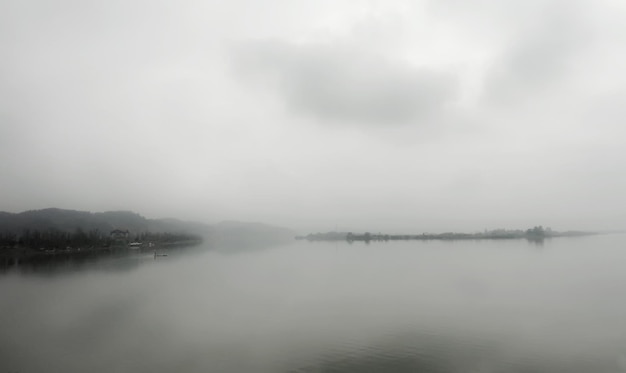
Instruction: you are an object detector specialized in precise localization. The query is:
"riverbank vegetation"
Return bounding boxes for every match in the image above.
[299,226,596,243]
[0,228,203,269]
[0,208,294,270]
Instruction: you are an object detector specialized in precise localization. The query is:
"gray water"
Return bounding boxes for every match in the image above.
[2,235,626,372]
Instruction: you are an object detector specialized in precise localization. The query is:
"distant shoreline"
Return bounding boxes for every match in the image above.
[298,227,597,242]
[0,239,202,271]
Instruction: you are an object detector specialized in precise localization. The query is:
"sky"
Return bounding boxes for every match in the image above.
[2,0,626,233]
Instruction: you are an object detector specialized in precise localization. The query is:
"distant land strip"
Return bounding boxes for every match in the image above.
[0,208,294,270]
[297,226,597,242]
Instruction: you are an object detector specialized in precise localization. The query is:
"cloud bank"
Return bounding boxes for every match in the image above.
[233,40,458,127]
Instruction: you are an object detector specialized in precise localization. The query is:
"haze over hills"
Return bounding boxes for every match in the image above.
[0,208,207,236]
[0,208,295,247]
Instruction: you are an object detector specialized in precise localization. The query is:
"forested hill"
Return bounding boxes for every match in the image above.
[0,208,210,236]
[0,208,295,248]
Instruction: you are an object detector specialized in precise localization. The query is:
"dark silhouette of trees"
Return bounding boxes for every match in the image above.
[526,226,545,237]
[303,226,591,243]
[1,228,201,251]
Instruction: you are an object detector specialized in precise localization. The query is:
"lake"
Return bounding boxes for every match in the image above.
[2,234,626,372]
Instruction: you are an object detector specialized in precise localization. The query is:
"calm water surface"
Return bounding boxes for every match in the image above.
[2,235,626,372]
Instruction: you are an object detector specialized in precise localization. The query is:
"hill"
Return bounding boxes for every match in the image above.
[0,208,295,250]
[0,208,210,237]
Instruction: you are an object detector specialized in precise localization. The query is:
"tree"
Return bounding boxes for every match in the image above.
[526,226,545,237]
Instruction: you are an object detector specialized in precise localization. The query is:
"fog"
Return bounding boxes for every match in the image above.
[4,237,626,372]
[2,0,626,232]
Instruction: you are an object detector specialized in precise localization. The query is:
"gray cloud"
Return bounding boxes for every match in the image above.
[1,0,626,232]
[232,40,458,126]
[480,1,594,105]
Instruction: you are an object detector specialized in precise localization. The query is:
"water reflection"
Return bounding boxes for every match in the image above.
[525,236,545,247]
[0,245,203,275]
[2,235,626,372]
[288,331,622,373]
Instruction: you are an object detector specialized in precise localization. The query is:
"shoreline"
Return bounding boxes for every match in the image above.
[298,229,598,242]
[0,240,203,270]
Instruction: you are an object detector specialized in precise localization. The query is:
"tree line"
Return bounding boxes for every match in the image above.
[300,226,594,243]
[0,228,201,250]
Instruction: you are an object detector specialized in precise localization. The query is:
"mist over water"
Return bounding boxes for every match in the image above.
[3,235,626,372]
[3,1,626,371]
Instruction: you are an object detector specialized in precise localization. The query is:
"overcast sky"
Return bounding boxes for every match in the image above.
[2,0,626,233]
